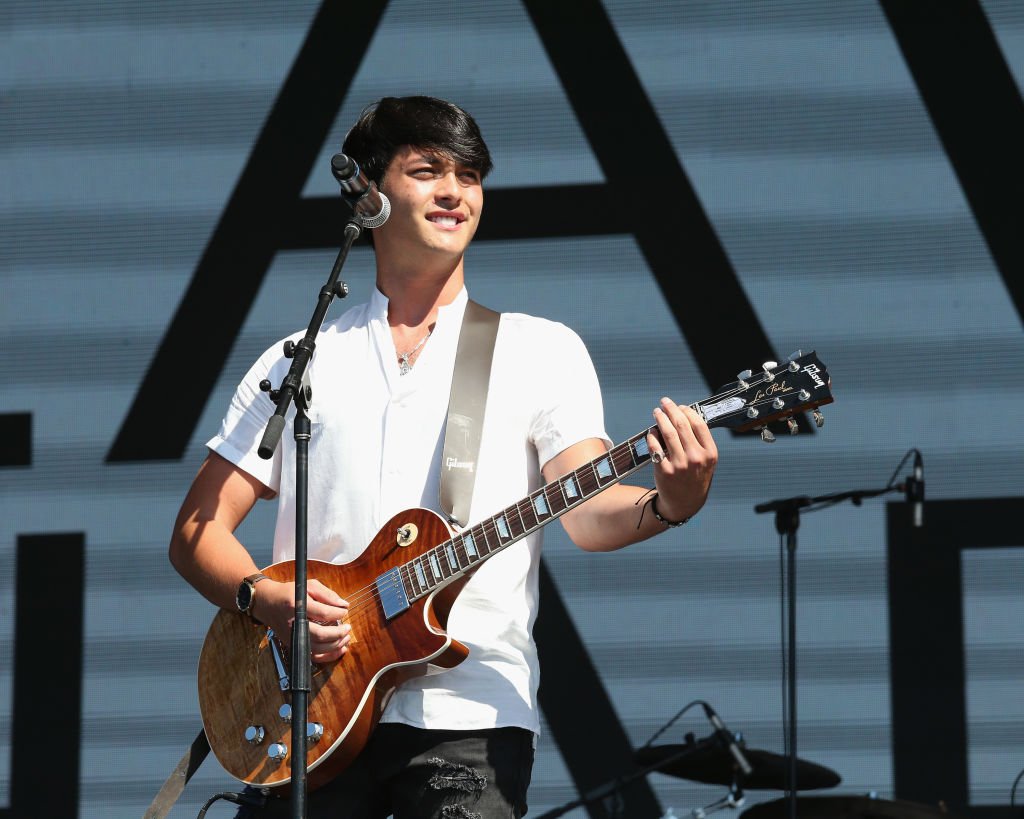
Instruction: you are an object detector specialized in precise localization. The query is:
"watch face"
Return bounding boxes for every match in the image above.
[236,580,254,612]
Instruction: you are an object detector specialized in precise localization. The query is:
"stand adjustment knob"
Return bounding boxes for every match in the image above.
[283,340,296,358]
[267,743,288,761]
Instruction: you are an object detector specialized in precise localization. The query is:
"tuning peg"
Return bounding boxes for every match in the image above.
[760,427,776,443]
[813,409,824,428]
[787,418,799,435]
[737,369,752,388]
[762,361,778,381]
[772,397,785,410]
[787,350,804,361]
[798,389,810,402]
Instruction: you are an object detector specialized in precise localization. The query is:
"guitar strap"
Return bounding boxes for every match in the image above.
[439,299,501,528]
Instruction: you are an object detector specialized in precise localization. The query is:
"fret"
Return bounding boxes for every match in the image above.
[413,558,428,592]
[475,522,494,555]
[531,490,551,522]
[401,563,419,598]
[594,454,615,483]
[428,551,443,582]
[505,503,526,538]
[561,476,580,507]
[610,443,633,475]
[445,541,461,572]
[631,434,650,463]
[518,498,539,530]
[545,482,568,516]
[461,531,479,561]
[576,461,600,496]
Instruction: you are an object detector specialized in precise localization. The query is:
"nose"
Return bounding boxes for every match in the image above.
[434,171,461,205]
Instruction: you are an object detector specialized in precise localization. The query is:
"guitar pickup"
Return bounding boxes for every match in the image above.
[376,568,410,619]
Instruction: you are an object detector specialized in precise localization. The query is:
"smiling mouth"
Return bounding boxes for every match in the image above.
[427,214,464,227]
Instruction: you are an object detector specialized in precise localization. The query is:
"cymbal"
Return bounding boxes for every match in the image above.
[634,743,841,790]
[740,795,959,818]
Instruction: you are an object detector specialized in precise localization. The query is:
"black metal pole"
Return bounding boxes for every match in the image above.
[255,217,364,819]
[773,507,800,819]
[290,406,312,818]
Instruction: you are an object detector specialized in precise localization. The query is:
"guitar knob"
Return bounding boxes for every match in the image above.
[267,743,288,761]
[787,418,799,435]
[813,409,825,428]
[279,704,292,724]
[772,398,785,410]
[760,427,776,443]
[306,722,324,745]
[244,725,265,745]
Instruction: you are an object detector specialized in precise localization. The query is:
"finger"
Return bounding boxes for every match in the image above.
[309,579,348,609]
[307,597,349,625]
[679,404,717,455]
[653,402,686,459]
[646,432,664,464]
[659,397,703,453]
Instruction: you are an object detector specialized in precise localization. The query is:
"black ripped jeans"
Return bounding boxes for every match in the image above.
[234,724,535,819]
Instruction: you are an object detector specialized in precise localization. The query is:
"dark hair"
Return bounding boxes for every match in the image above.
[342,96,493,187]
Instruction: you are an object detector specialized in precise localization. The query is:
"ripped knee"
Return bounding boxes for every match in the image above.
[426,756,487,795]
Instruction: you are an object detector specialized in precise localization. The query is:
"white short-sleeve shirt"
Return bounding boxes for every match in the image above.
[208,287,610,734]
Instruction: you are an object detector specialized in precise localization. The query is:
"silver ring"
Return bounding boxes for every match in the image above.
[651,450,663,465]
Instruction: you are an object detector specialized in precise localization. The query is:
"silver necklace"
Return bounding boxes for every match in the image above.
[397,329,432,375]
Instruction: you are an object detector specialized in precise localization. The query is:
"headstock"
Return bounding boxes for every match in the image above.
[697,351,833,442]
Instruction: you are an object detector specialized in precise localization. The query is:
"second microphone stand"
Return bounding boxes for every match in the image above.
[754,473,920,819]
[257,216,364,819]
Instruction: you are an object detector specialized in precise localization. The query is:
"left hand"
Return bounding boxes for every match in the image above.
[647,397,718,522]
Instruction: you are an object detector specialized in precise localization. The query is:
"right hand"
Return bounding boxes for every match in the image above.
[251,578,351,664]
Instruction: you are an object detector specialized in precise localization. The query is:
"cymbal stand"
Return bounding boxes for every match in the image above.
[689,781,745,819]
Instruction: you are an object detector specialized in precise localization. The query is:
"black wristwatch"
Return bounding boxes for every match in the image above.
[236,572,269,615]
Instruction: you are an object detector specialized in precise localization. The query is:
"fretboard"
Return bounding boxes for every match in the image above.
[396,403,700,603]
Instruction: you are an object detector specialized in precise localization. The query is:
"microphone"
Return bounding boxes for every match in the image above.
[910,450,924,528]
[702,703,753,777]
[330,153,391,228]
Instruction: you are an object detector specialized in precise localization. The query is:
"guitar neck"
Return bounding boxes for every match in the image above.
[377,350,832,615]
[396,404,700,604]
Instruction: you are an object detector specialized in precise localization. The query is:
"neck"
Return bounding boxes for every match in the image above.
[376,258,465,329]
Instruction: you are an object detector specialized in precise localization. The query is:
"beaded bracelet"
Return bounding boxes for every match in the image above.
[651,493,690,527]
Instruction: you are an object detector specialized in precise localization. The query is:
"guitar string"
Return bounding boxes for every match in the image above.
[301,383,828,618]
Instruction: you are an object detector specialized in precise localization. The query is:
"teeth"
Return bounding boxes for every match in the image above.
[430,216,458,226]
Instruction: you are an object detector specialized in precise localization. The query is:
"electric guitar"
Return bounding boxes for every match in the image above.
[197,351,833,791]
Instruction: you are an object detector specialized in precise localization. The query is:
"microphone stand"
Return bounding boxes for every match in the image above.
[753,482,910,819]
[257,215,364,819]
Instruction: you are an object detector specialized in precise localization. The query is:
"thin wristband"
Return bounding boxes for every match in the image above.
[652,493,689,527]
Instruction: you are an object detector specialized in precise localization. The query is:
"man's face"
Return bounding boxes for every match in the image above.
[372,146,483,262]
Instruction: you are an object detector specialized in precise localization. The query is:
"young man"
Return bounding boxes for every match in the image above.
[170,96,718,818]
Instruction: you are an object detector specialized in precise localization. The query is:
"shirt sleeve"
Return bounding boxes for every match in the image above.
[206,344,288,493]
[528,322,612,470]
